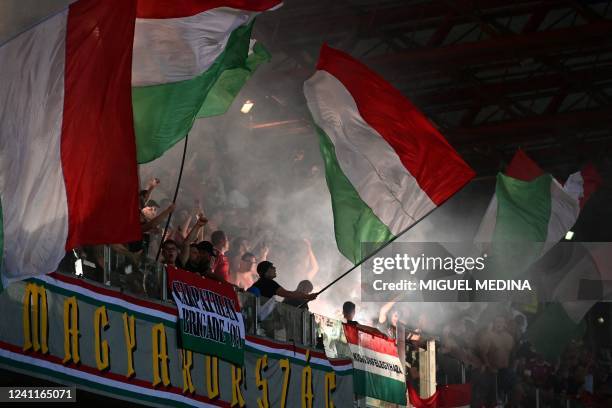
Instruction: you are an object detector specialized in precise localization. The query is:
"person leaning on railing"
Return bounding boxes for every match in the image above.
[247,261,317,303]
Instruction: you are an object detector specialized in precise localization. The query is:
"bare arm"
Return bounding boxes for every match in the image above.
[179,215,208,266]
[276,287,318,301]
[142,177,160,203]
[304,239,319,281]
[179,213,192,240]
[378,300,396,324]
[141,203,175,233]
[259,243,269,262]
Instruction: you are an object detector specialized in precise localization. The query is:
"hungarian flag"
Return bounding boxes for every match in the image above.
[475,149,600,246]
[474,149,600,279]
[0,0,141,287]
[563,163,602,209]
[408,383,471,408]
[304,45,475,263]
[197,39,271,118]
[344,323,407,405]
[132,0,281,163]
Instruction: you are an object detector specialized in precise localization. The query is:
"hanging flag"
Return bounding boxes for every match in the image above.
[304,44,475,263]
[408,383,472,408]
[167,266,245,366]
[132,0,281,163]
[344,324,407,405]
[197,39,271,118]
[0,0,141,288]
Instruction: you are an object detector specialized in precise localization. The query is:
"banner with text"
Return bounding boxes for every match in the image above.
[344,324,407,405]
[168,266,245,366]
[0,273,354,407]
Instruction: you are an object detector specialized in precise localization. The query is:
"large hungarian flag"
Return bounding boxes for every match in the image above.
[0,0,141,287]
[304,45,475,263]
[132,0,281,163]
[344,324,407,405]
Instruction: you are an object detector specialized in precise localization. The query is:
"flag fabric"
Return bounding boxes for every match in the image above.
[480,173,579,244]
[474,165,579,246]
[563,163,602,209]
[529,242,612,322]
[474,150,600,282]
[408,383,472,408]
[474,150,580,281]
[132,0,281,163]
[196,39,271,118]
[304,44,475,263]
[167,266,245,365]
[475,149,599,246]
[0,0,141,288]
[344,323,407,405]
[525,303,586,361]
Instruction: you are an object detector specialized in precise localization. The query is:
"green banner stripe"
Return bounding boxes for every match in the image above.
[28,278,176,328]
[133,22,254,164]
[0,356,209,408]
[316,125,395,264]
[180,324,243,366]
[352,369,407,405]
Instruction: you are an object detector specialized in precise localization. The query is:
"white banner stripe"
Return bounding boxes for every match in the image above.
[0,348,217,407]
[348,343,405,381]
[304,70,435,235]
[353,364,404,382]
[133,7,255,86]
[245,340,353,371]
[0,10,69,287]
[36,275,176,322]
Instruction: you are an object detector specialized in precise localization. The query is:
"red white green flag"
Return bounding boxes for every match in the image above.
[132,0,281,163]
[0,0,141,288]
[167,266,245,365]
[304,45,475,264]
[344,323,407,405]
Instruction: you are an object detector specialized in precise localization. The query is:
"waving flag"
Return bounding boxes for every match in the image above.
[474,150,600,280]
[304,45,475,263]
[0,0,141,288]
[132,0,281,163]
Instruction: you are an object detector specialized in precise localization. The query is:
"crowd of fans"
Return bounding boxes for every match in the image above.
[368,302,612,408]
[60,163,610,408]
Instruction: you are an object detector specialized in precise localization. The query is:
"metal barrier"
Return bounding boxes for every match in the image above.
[55,245,326,349]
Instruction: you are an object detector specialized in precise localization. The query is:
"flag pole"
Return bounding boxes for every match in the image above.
[313,208,437,297]
[297,208,440,308]
[155,133,189,262]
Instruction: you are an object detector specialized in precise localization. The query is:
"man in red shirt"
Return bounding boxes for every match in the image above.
[211,230,230,282]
